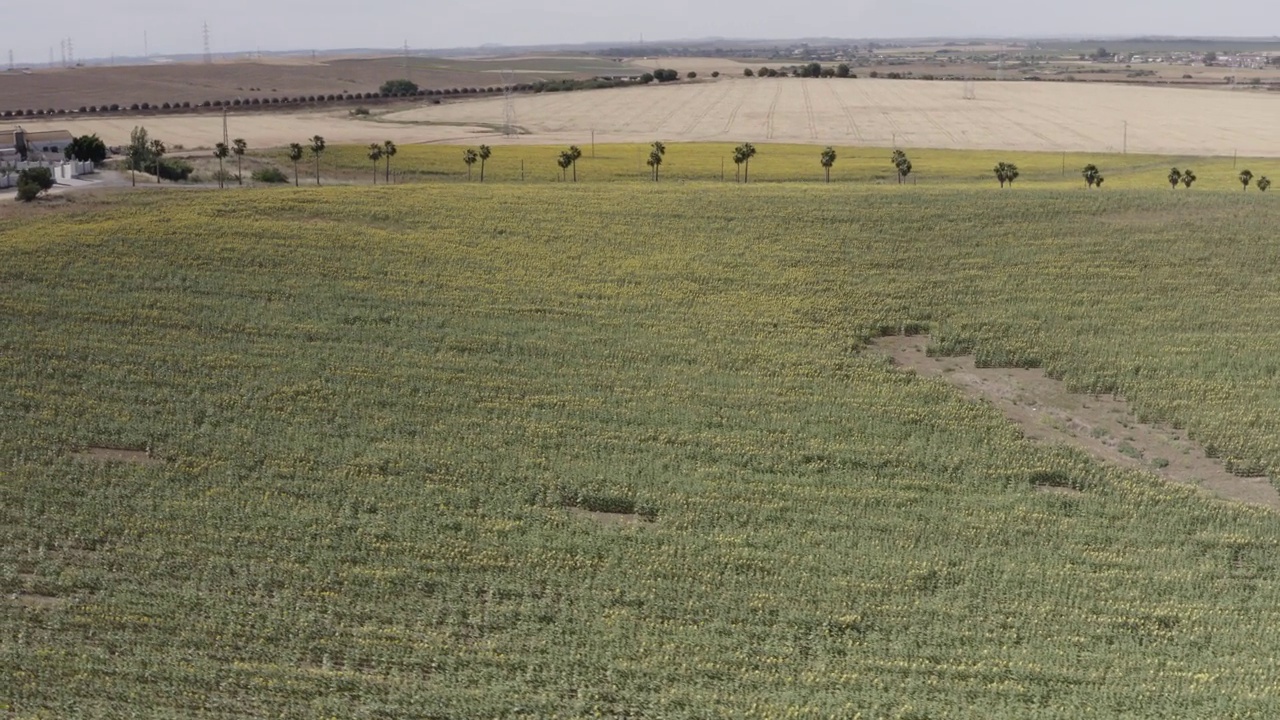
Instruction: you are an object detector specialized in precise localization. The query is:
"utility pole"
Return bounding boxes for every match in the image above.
[591,130,595,159]
[1123,120,1128,154]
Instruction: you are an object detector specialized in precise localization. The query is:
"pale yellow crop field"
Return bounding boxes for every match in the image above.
[383,77,1280,157]
[12,76,1280,157]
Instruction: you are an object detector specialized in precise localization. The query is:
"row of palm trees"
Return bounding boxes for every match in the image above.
[366,141,399,184]
[200,138,1275,190]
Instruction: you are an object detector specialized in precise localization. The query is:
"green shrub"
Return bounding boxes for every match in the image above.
[158,158,193,182]
[379,79,418,95]
[251,167,289,184]
[18,167,54,194]
[15,177,41,202]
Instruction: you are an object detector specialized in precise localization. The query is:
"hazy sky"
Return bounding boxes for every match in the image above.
[6,0,1280,63]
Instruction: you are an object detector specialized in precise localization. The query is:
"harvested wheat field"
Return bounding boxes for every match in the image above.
[380,77,1280,156]
[12,76,1280,156]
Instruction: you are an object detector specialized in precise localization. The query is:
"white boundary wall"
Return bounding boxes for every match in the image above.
[0,160,94,189]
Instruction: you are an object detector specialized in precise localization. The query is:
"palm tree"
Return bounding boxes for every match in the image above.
[309,135,326,186]
[149,139,166,183]
[232,138,247,185]
[1082,164,1101,188]
[732,147,746,183]
[288,143,304,186]
[368,143,384,183]
[1239,169,1253,191]
[463,148,479,180]
[820,146,837,183]
[1181,169,1197,188]
[646,149,663,181]
[652,141,666,159]
[1259,176,1272,192]
[1167,167,1182,189]
[567,145,583,182]
[478,145,491,182]
[382,141,397,183]
[992,162,1019,187]
[557,151,573,182]
[213,142,230,189]
[736,143,757,183]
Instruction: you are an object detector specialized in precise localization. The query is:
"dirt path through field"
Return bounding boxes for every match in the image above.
[872,335,1280,509]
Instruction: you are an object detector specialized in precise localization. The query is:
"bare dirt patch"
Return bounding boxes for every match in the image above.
[72,446,160,466]
[873,335,1280,509]
[9,591,68,610]
[568,507,648,526]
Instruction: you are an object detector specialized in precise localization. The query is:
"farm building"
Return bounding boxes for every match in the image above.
[0,127,74,159]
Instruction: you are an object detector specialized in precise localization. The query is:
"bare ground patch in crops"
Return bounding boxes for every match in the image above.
[873,335,1280,509]
[9,592,68,610]
[567,507,648,526]
[72,446,160,466]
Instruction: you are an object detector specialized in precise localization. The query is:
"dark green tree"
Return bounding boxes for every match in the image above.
[1181,169,1197,188]
[368,143,384,183]
[736,143,757,183]
[1168,167,1182,189]
[463,148,478,181]
[1258,176,1271,192]
[63,134,107,163]
[567,145,582,182]
[287,143,304,186]
[556,151,573,181]
[149,139,166,183]
[383,140,397,183]
[1082,163,1101,188]
[232,138,247,185]
[379,79,419,95]
[820,146,837,183]
[1239,169,1253,191]
[477,144,491,182]
[213,142,230,189]
[646,149,662,181]
[309,135,326,186]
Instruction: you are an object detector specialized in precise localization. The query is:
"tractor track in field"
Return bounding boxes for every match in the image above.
[801,81,819,140]
[765,82,782,140]
[873,335,1280,510]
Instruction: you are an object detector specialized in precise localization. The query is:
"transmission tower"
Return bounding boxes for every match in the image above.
[403,40,410,77]
[59,40,66,68]
[996,45,1006,82]
[8,50,14,72]
[203,22,213,64]
[66,37,73,66]
[501,69,518,137]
